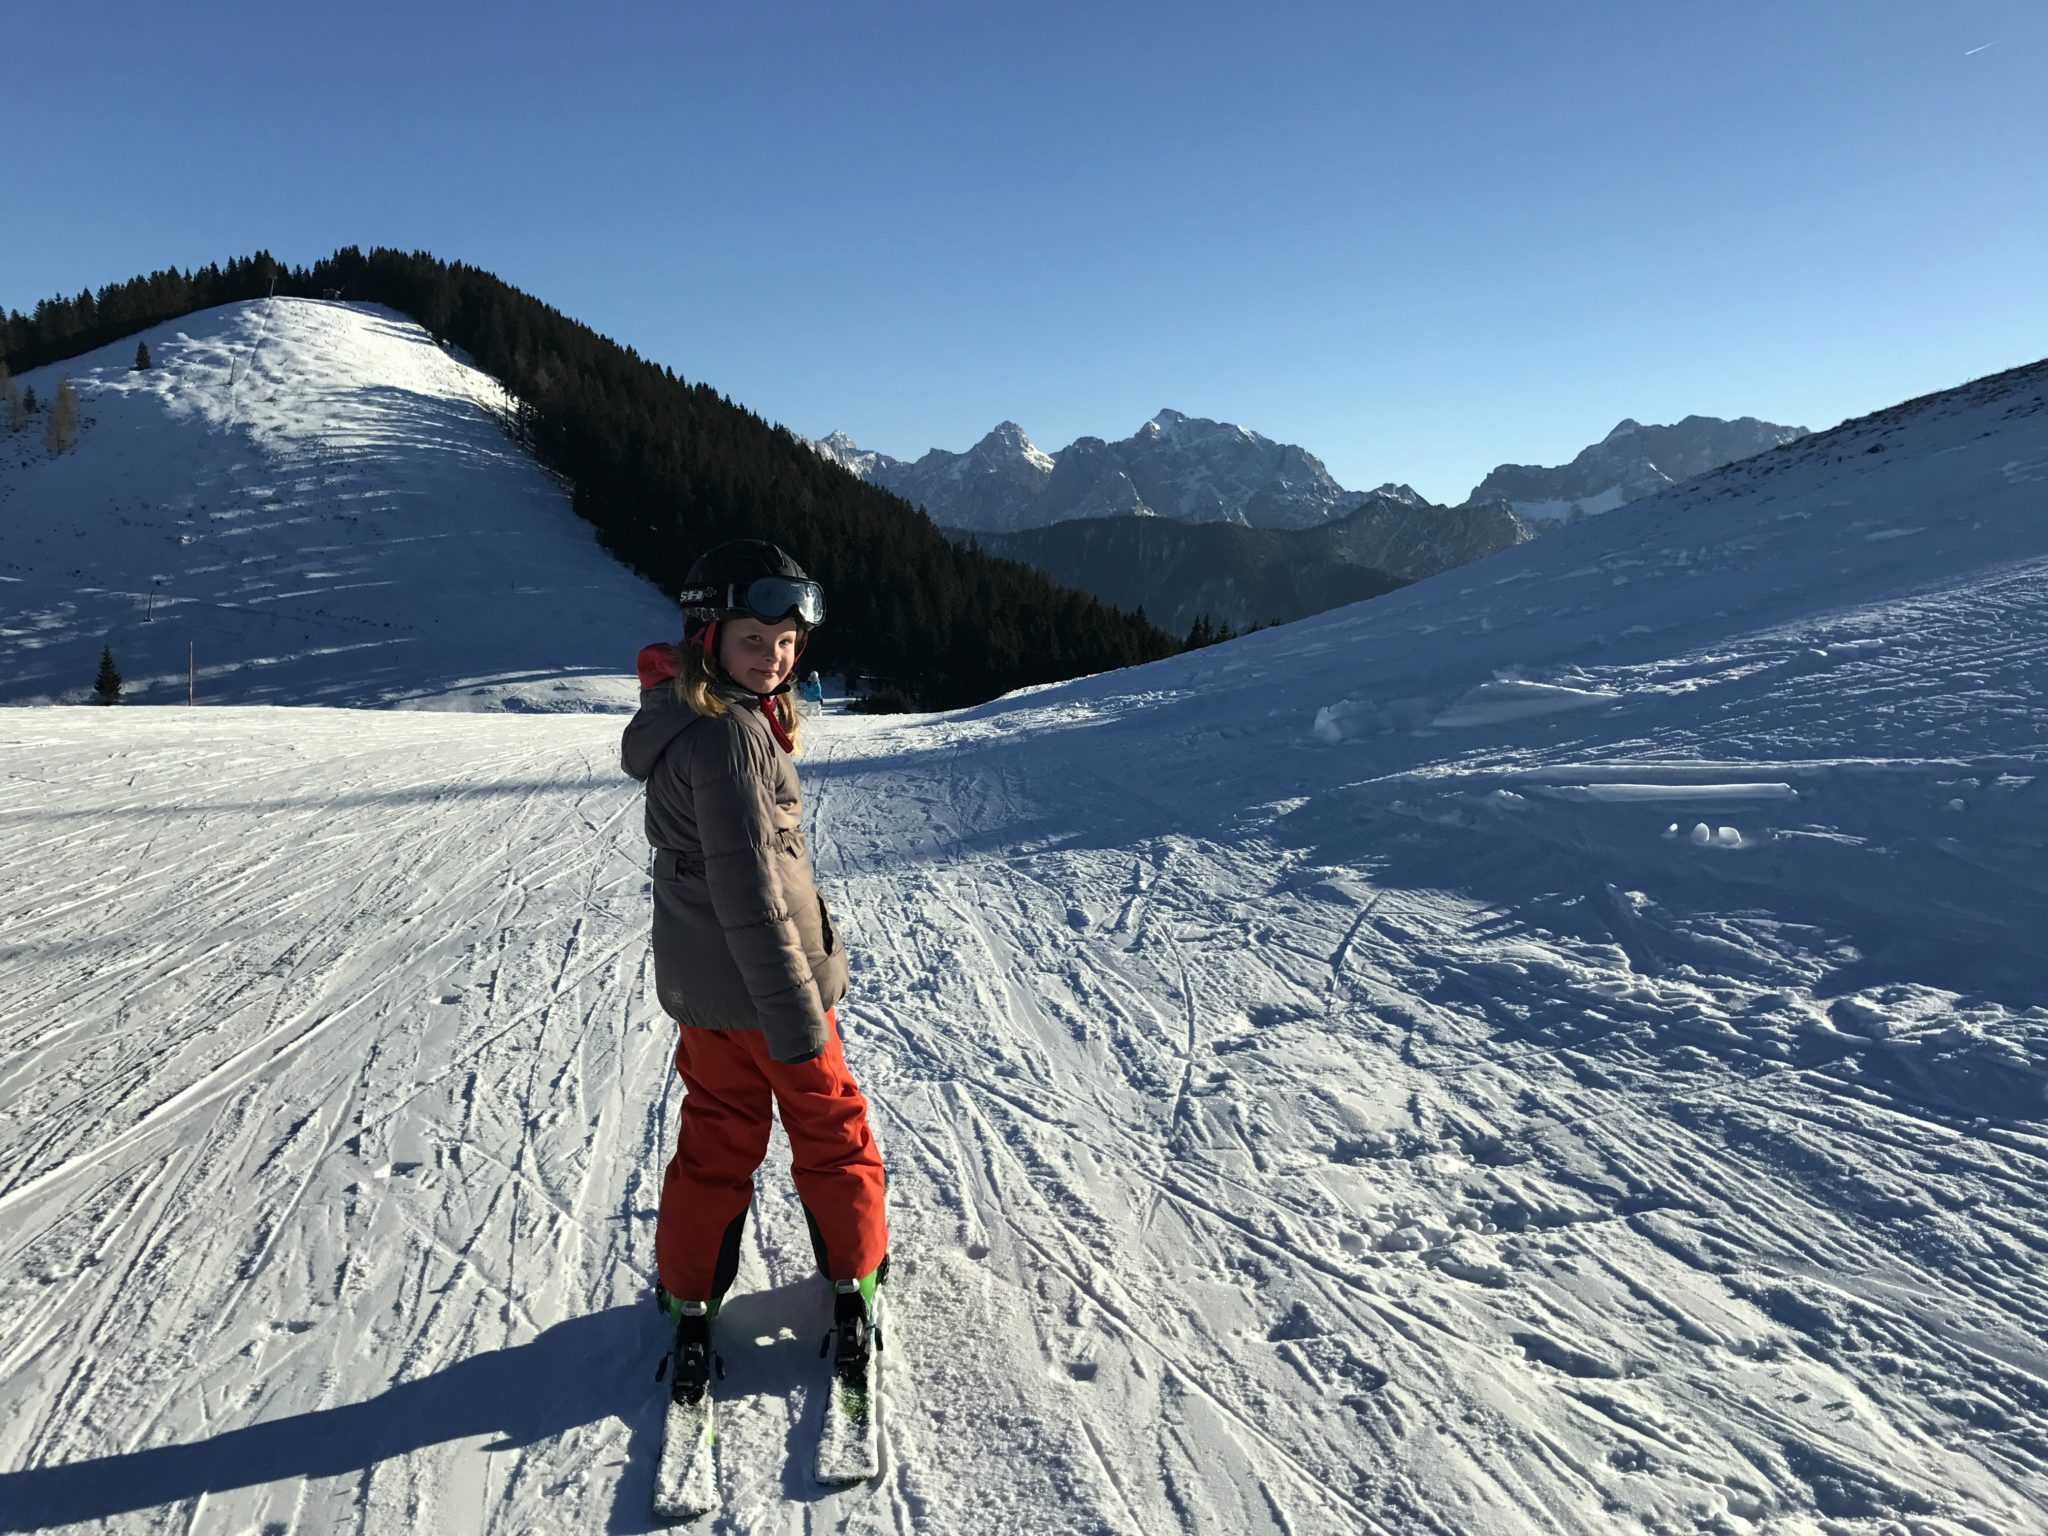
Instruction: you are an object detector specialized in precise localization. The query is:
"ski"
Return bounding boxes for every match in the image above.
[652,1300,720,1521]
[814,1279,884,1485]
[652,1393,718,1521]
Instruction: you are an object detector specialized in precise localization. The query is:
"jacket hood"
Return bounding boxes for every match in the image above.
[636,642,679,691]
[622,643,698,782]
[637,641,793,702]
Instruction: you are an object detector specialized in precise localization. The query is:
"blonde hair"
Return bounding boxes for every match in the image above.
[674,640,805,756]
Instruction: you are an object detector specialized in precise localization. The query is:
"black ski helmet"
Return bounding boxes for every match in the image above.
[679,540,824,658]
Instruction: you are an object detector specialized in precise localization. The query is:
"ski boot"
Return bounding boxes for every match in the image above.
[655,1286,720,1406]
[829,1257,888,1387]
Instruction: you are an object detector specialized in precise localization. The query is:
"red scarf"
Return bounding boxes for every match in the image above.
[758,693,795,754]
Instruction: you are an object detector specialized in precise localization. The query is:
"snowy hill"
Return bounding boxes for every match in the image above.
[2,354,2046,1533]
[0,298,676,709]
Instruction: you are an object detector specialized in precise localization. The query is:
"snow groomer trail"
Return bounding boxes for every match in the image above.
[3,303,2046,1533]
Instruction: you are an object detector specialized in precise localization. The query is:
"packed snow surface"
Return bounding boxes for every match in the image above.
[2,349,2047,1534]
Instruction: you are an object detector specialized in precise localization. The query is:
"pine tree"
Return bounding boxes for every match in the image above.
[46,377,78,452]
[21,384,36,415]
[0,360,17,430]
[94,646,123,704]
[134,341,152,370]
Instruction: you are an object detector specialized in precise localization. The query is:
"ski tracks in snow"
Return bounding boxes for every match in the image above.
[820,739,1432,1533]
[0,710,667,1534]
[809,691,2048,1533]
[4,661,2045,1534]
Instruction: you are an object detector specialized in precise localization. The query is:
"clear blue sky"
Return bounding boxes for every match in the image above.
[7,0,2043,505]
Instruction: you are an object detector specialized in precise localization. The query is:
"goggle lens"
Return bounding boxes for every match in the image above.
[738,577,825,627]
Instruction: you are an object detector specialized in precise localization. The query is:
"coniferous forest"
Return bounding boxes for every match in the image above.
[2,249,1182,708]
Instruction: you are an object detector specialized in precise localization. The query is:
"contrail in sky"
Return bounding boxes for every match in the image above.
[1963,42,1996,55]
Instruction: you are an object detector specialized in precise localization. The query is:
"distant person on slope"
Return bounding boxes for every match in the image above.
[620,539,888,1402]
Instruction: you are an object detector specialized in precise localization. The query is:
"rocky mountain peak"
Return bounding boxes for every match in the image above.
[803,429,902,479]
[966,421,1056,475]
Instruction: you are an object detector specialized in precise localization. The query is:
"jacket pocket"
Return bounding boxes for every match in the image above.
[816,893,837,955]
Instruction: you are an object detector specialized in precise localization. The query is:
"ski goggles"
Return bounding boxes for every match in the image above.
[677,576,826,628]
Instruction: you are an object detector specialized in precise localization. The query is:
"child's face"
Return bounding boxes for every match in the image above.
[719,616,803,695]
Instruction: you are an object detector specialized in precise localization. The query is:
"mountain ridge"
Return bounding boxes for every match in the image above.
[810,404,1806,542]
[807,409,1363,533]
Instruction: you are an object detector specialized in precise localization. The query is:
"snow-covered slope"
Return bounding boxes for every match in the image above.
[2,356,2045,1534]
[0,299,676,710]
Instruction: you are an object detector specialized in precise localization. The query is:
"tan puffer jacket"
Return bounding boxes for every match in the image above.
[621,644,847,1061]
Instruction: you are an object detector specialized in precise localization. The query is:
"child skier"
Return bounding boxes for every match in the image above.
[621,539,888,1403]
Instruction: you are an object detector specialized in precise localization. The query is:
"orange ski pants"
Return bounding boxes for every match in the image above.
[656,1010,888,1302]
